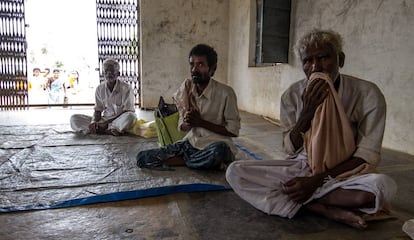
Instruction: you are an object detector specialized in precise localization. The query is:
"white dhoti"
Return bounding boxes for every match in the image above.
[226,158,397,219]
[70,112,137,134]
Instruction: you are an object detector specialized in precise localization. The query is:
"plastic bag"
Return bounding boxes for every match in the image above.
[155,111,187,146]
[127,119,158,138]
[154,96,187,146]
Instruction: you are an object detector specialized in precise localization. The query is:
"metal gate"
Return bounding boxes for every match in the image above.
[96,0,140,106]
[0,0,27,110]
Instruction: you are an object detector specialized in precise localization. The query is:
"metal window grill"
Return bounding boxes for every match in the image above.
[0,0,28,110]
[96,0,140,106]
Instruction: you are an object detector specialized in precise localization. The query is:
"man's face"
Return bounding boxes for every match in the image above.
[104,64,119,84]
[300,43,344,82]
[189,55,212,84]
[33,69,40,76]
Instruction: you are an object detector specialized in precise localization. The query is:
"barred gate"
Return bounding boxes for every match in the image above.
[0,0,27,110]
[0,0,140,110]
[96,0,140,106]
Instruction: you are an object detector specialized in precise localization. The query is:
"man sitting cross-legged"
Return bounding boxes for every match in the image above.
[225,29,397,229]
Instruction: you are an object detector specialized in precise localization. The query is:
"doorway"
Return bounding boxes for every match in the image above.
[25,0,99,107]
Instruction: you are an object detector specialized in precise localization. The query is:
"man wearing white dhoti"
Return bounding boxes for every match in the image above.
[70,59,136,136]
[226,29,397,229]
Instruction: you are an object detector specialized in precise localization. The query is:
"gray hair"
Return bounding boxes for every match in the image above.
[295,29,344,58]
[103,58,120,72]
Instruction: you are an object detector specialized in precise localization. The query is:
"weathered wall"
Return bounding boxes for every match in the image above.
[140,0,229,107]
[228,0,414,155]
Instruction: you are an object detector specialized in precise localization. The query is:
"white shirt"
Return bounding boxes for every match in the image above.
[174,78,241,154]
[94,79,135,118]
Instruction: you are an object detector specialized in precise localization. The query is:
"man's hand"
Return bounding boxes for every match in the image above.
[282,175,324,203]
[88,121,107,134]
[302,78,330,116]
[182,109,237,137]
[183,109,204,128]
[290,79,330,150]
[89,122,98,134]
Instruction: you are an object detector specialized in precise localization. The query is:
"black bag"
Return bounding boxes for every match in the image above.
[157,96,178,117]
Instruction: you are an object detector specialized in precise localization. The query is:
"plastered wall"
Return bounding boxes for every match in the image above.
[140,0,414,155]
[140,0,229,107]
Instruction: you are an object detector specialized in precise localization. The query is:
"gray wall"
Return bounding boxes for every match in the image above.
[140,0,414,155]
[140,0,229,106]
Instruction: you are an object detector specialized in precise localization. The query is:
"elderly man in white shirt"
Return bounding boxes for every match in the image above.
[225,29,397,230]
[70,59,136,136]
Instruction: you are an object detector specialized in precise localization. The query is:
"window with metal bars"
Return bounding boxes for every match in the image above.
[255,0,291,65]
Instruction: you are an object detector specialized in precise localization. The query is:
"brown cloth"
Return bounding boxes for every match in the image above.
[173,79,199,117]
[303,72,376,179]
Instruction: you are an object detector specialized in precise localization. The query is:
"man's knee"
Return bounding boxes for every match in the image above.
[354,190,376,207]
[372,173,397,203]
[211,142,234,161]
[136,148,168,168]
[225,161,238,184]
[215,141,230,150]
[226,162,235,185]
[123,111,136,120]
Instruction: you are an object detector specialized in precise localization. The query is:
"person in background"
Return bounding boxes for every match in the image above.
[47,69,66,105]
[136,43,241,170]
[65,70,80,103]
[70,59,136,136]
[42,68,51,90]
[225,29,397,229]
[68,70,79,89]
[28,67,47,105]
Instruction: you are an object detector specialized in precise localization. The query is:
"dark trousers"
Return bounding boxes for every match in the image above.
[136,140,234,170]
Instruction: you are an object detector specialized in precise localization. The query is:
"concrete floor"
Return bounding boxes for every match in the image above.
[0,108,413,240]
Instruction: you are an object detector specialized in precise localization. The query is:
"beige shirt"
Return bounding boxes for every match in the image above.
[281,74,386,166]
[174,78,241,154]
[94,79,135,119]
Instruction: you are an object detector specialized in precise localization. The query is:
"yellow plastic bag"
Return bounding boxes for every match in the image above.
[127,119,158,138]
[154,111,188,146]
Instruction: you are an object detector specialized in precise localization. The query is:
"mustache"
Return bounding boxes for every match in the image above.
[192,72,201,78]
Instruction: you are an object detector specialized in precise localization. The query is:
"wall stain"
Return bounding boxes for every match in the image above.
[375,0,385,13]
[159,20,171,29]
[189,23,197,34]
[336,0,357,19]
[210,18,220,26]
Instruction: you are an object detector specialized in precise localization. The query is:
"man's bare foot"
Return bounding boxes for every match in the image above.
[306,202,368,230]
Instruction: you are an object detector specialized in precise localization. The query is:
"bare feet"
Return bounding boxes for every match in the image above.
[306,202,368,230]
